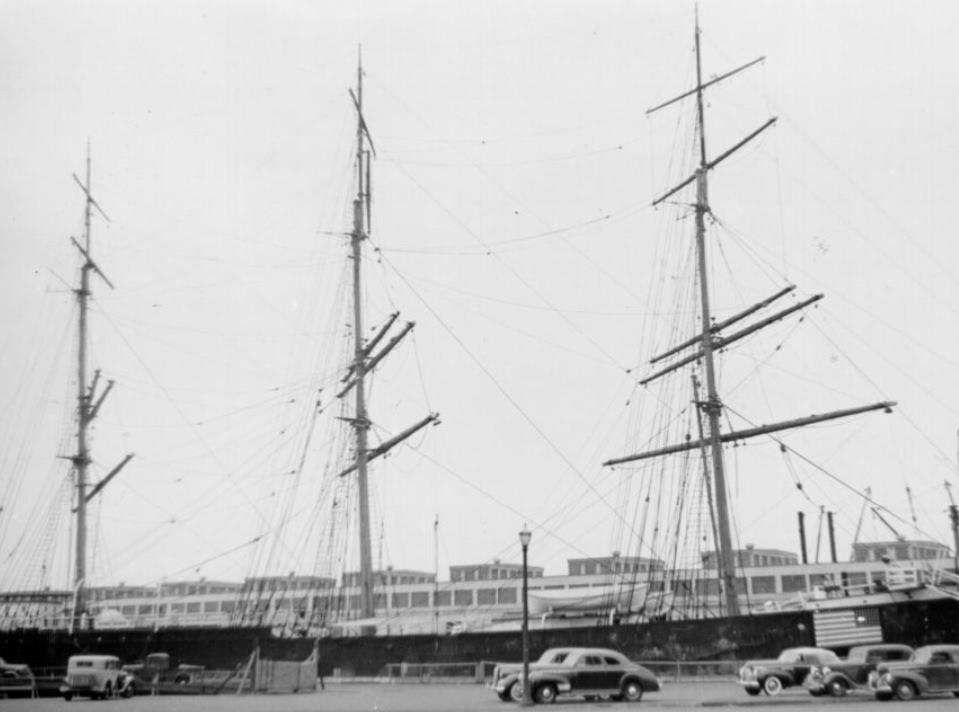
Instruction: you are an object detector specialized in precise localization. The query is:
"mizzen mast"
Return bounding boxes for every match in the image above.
[343,53,438,621]
[68,145,134,628]
[606,16,894,618]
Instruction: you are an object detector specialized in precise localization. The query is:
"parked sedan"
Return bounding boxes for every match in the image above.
[804,643,913,697]
[0,657,35,698]
[873,644,959,701]
[739,647,840,696]
[489,647,660,704]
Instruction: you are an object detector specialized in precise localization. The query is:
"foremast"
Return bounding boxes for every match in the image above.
[341,53,438,621]
[68,146,133,628]
[605,17,894,618]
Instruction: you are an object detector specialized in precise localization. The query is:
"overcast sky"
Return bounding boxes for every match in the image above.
[2,0,959,592]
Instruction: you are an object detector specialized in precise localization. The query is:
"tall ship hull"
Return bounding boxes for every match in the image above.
[1,596,957,678]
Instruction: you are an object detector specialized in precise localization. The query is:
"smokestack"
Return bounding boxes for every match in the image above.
[827,511,837,563]
[798,512,808,564]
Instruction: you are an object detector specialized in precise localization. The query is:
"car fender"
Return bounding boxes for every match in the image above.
[494,671,521,691]
[887,671,931,694]
[620,672,655,691]
[822,671,856,688]
[528,672,572,692]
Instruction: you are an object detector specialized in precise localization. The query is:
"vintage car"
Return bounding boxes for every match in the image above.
[60,654,134,700]
[872,644,959,700]
[122,651,204,687]
[804,643,914,697]
[738,646,840,696]
[488,647,660,704]
[0,656,35,697]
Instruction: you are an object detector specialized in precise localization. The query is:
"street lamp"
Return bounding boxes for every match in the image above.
[519,524,532,706]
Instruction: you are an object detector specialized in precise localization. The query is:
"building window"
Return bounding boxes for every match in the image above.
[751,576,776,594]
[477,589,496,605]
[781,574,807,592]
[411,592,429,608]
[435,590,451,607]
[498,588,517,605]
[454,590,473,606]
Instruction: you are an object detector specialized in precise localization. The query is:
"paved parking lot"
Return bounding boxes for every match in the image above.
[6,681,959,712]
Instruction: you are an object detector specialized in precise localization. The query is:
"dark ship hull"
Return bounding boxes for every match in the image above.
[4,598,956,678]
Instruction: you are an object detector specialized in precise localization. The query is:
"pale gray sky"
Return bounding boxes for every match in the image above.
[2,0,959,591]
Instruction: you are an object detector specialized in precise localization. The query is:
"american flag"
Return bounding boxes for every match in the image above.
[814,608,883,647]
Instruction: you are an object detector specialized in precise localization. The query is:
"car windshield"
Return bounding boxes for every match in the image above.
[537,651,568,664]
[910,649,933,664]
[777,650,802,662]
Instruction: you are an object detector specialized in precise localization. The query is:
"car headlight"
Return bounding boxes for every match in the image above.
[822,666,831,675]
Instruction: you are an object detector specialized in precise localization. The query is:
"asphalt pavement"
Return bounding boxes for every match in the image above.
[6,680,959,712]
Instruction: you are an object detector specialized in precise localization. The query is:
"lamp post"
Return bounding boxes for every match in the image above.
[519,524,532,706]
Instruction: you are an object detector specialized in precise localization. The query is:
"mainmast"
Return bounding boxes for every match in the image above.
[349,54,376,621]
[607,16,894,618]
[74,149,94,620]
[69,145,133,628]
[690,17,739,616]
[342,53,438,621]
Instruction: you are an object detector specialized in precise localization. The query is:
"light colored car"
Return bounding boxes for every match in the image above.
[60,654,133,700]
[488,647,660,704]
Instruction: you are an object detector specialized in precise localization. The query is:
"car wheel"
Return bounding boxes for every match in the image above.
[105,681,113,698]
[894,680,917,701]
[535,682,558,704]
[763,677,783,696]
[827,680,847,697]
[952,692,959,698]
[875,691,893,702]
[122,682,135,698]
[622,680,643,702]
[745,688,761,696]
[63,692,73,701]
[509,681,525,703]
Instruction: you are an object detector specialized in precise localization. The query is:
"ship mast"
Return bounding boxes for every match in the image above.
[69,145,133,628]
[349,53,376,621]
[690,17,740,616]
[606,15,895,618]
[342,53,438,621]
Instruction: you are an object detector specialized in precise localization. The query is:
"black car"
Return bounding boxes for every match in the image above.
[489,647,660,704]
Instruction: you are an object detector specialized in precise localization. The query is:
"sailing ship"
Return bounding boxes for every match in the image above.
[2,20,959,678]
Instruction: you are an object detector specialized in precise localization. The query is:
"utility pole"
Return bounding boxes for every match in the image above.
[434,514,440,635]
